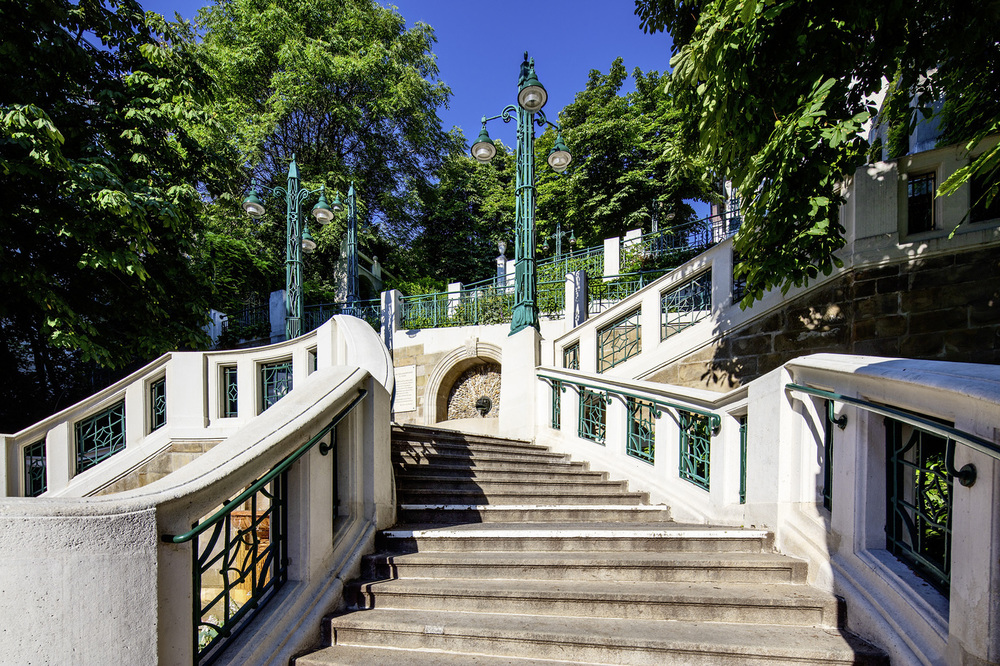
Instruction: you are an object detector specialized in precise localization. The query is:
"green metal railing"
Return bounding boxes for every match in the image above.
[588,270,669,316]
[661,269,712,340]
[786,382,1000,597]
[679,411,712,490]
[23,439,46,497]
[597,308,642,372]
[627,398,655,464]
[150,377,166,432]
[222,366,238,418]
[621,208,740,274]
[75,399,126,475]
[260,360,293,412]
[551,380,561,430]
[562,342,580,370]
[739,416,748,504]
[537,243,604,282]
[162,389,367,666]
[822,400,847,510]
[578,388,607,444]
[303,300,381,333]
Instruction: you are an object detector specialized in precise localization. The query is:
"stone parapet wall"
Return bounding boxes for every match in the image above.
[647,247,1000,389]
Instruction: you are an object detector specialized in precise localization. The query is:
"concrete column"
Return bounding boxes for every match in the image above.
[603,235,620,278]
[565,269,589,328]
[166,353,208,433]
[447,282,462,318]
[499,327,541,441]
[0,435,11,496]
[124,381,144,446]
[46,422,72,493]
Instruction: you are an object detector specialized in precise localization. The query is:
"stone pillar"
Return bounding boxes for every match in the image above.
[603,235,620,278]
[447,281,462,318]
[166,353,208,433]
[381,289,402,352]
[499,327,541,441]
[0,435,10,496]
[565,269,589,328]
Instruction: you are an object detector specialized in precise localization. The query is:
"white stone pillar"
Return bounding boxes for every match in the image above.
[603,235,620,278]
[447,281,462,318]
[499,327,541,441]
[565,269,589,328]
[381,289,401,351]
[269,289,286,343]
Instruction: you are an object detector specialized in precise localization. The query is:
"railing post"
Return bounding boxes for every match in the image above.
[381,289,401,351]
[447,282,462,319]
[269,289,286,342]
[603,235,620,278]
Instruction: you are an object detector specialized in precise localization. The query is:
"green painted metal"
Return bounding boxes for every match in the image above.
[621,207,741,272]
[537,370,721,433]
[562,342,580,370]
[597,308,642,372]
[785,383,984,486]
[588,271,667,316]
[679,411,711,491]
[163,390,367,665]
[578,388,607,444]
[537,243,603,283]
[822,400,847,511]
[23,439,46,497]
[345,182,358,310]
[661,269,712,340]
[886,418,952,595]
[551,380,561,430]
[150,377,166,433]
[739,416,748,504]
[284,157,304,340]
[260,360,293,412]
[626,398,655,464]
[74,399,126,474]
[304,300,381,333]
[222,366,238,418]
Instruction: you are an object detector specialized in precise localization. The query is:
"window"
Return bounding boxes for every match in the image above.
[907,172,936,234]
[260,360,293,412]
[149,377,166,432]
[597,308,641,372]
[578,389,606,444]
[75,400,126,474]
[970,172,1000,224]
[732,250,746,305]
[222,365,238,418]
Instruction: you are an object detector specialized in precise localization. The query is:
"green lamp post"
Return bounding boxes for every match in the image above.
[542,221,575,259]
[472,52,571,335]
[242,154,336,340]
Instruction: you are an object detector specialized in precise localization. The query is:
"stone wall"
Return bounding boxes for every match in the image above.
[391,343,446,425]
[647,247,1000,390]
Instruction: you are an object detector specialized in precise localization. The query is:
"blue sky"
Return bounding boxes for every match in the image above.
[142,0,676,140]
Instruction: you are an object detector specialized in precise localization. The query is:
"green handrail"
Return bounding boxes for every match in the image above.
[163,388,368,544]
[538,370,721,434]
[785,382,993,487]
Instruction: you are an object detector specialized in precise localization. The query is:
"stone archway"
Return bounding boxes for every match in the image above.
[423,340,502,425]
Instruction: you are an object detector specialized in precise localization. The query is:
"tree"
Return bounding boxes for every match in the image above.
[534,58,715,252]
[194,0,455,300]
[635,0,1000,304]
[0,0,235,430]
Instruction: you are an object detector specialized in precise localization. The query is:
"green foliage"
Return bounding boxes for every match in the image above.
[0,0,236,429]
[535,59,715,251]
[637,0,1000,306]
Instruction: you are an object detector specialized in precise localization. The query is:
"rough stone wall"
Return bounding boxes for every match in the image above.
[647,247,1000,390]
[446,364,501,420]
[391,343,447,425]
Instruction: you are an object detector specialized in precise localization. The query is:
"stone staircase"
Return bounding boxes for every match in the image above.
[295,424,887,665]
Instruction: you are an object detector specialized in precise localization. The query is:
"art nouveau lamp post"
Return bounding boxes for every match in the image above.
[343,182,358,313]
[542,222,575,259]
[472,53,572,335]
[242,154,336,340]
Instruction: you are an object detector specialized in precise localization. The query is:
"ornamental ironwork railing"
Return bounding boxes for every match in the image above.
[221,298,270,344]
[540,370,722,473]
[597,308,642,372]
[222,366,238,418]
[621,207,741,275]
[739,416,748,504]
[162,389,367,666]
[260,360,293,412]
[23,439,46,497]
[661,269,713,339]
[537,243,605,282]
[150,377,166,433]
[588,270,669,315]
[679,411,712,490]
[562,342,580,370]
[785,383,1000,597]
[303,300,381,333]
[551,380,562,430]
[626,398,655,464]
[75,399,126,474]
[400,281,566,330]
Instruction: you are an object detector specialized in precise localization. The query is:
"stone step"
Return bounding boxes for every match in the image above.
[396,488,649,505]
[362,550,807,585]
[395,476,628,494]
[392,425,533,448]
[295,645,583,666]
[393,437,553,456]
[378,523,771,554]
[393,447,571,466]
[312,609,888,665]
[396,504,673,524]
[394,453,583,472]
[347,578,838,627]
[394,467,608,482]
